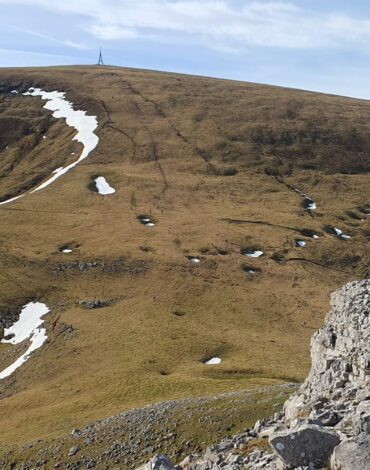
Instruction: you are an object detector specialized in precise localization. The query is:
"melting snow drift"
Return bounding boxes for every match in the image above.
[0,302,50,379]
[0,88,99,205]
[0,195,23,206]
[244,250,264,258]
[139,216,156,227]
[305,199,317,210]
[294,188,317,210]
[94,176,115,195]
[204,357,221,365]
[334,228,351,240]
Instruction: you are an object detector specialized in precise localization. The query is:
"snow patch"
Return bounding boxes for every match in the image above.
[296,240,306,247]
[94,176,115,195]
[0,302,50,379]
[62,249,73,254]
[0,88,99,206]
[306,200,317,210]
[334,228,351,240]
[295,188,317,210]
[1,88,99,205]
[189,257,200,264]
[244,250,264,258]
[138,216,155,227]
[204,357,221,365]
[22,88,99,193]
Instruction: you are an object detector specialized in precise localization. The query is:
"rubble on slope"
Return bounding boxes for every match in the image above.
[138,279,370,470]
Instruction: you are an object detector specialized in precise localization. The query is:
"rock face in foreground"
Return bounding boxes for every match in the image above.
[137,280,370,469]
[269,425,340,468]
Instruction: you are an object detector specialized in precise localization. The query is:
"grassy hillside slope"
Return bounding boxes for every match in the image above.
[0,66,368,446]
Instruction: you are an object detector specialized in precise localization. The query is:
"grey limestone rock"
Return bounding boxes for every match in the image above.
[331,433,370,470]
[136,455,175,470]
[136,280,370,470]
[269,424,340,469]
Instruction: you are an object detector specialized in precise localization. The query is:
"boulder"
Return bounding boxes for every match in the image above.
[135,280,370,470]
[136,455,175,470]
[269,424,340,469]
[331,433,370,470]
[67,446,79,457]
[353,401,370,435]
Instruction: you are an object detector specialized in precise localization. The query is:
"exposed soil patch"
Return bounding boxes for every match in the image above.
[299,229,320,239]
[173,310,186,317]
[242,264,262,276]
[87,174,100,193]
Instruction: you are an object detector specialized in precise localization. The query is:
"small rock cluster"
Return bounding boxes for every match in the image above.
[78,299,115,310]
[138,279,370,470]
[0,308,20,337]
[0,303,29,340]
[51,258,146,276]
[0,385,293,469]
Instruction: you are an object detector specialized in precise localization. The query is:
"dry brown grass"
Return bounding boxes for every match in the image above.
[238,437,271,456]
[0,66,368,446]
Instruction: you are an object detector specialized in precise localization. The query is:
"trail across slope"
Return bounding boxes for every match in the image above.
[0,66,368,449]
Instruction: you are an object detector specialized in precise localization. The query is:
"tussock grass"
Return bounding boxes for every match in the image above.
[0,66,368,447]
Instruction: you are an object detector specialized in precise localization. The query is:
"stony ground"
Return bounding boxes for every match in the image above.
[0,384,296,469]
[142,279,370,470]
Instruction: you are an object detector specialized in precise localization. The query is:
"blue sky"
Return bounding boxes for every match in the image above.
[1,1,370,99]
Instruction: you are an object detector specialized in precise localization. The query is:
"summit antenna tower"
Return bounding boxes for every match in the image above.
[97,47,104,66]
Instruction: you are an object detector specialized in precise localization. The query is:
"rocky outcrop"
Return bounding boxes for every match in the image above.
[284,279,369,423]
[138,279,370,470]
[330,433,370,470]
[137,455,174,470]
[269,425,340,468]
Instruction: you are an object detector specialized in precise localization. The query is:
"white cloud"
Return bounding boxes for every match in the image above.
[88,24,140,40]
[2,1,370,51]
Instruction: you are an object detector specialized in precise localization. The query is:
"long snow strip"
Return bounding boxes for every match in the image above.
[0,88,99,204]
